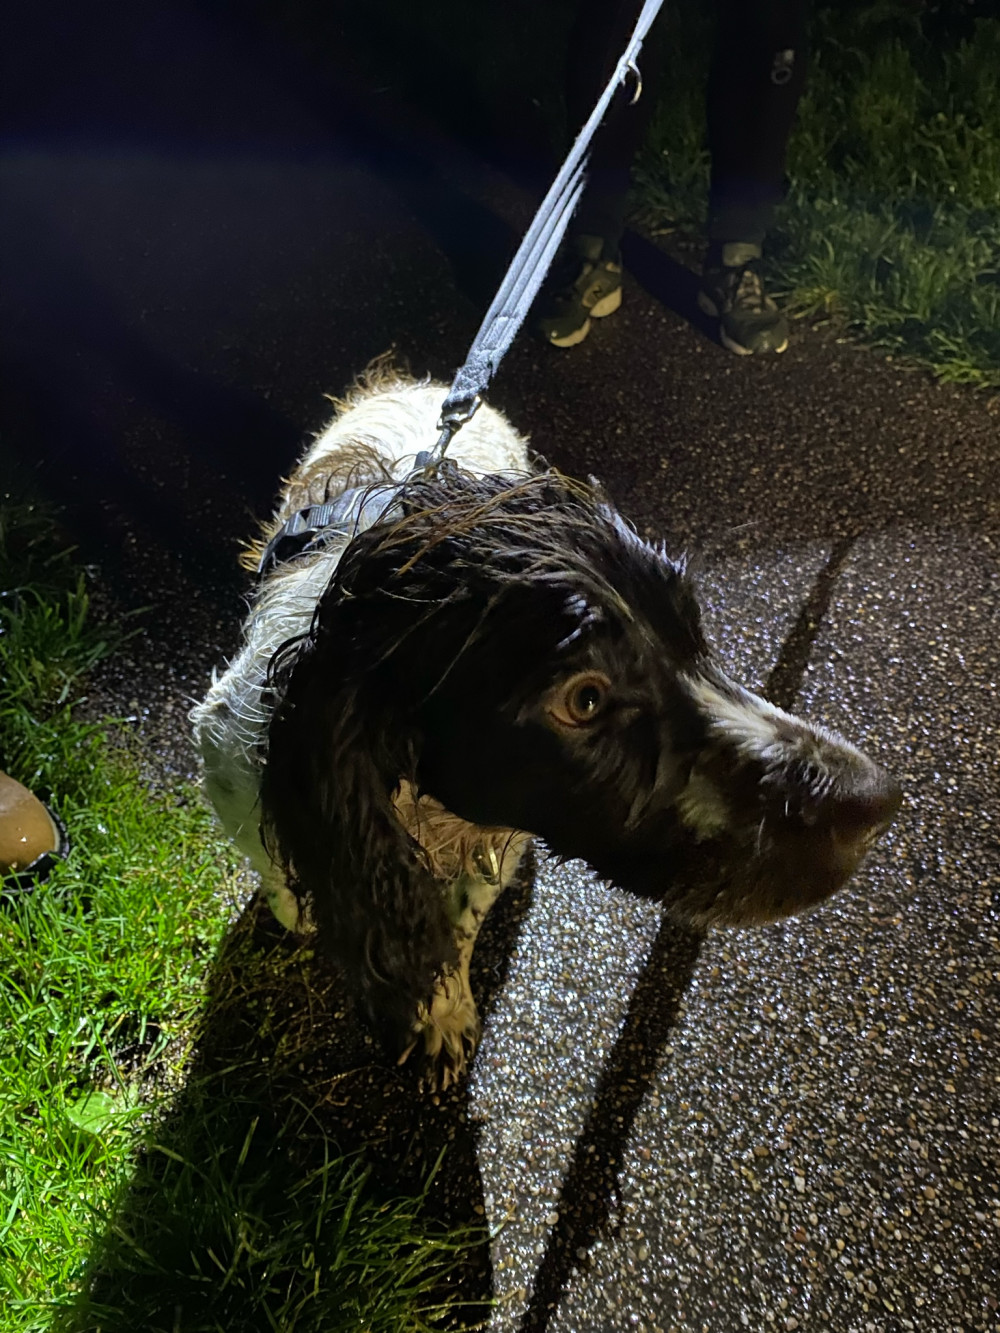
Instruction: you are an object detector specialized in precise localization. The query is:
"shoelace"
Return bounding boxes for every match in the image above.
[729,264,768,311]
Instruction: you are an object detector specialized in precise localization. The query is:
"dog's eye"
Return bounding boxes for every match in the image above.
[547,672,611,728]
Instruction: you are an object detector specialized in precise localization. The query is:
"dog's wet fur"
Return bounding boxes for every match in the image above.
[192,369,901,1086]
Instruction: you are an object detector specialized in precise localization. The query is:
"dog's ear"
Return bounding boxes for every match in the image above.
[259,620,457,1056]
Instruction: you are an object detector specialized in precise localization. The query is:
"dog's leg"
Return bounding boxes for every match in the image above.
[403,837,527,1088]
[414,873,503,1088]
[260,864,310,932]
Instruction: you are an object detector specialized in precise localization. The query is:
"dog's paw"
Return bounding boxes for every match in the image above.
[398,969,481,1091]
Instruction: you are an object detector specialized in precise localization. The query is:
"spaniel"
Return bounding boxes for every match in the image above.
[192,368,901,1086]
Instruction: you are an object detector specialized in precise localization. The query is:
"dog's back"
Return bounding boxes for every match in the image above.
[191,373,530,920]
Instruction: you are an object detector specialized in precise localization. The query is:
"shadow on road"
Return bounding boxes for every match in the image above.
[520,918,703,1333]
[621,228,719,344]
[763,534,859,711]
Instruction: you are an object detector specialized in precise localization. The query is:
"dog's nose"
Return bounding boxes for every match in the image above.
[828,770,903,858]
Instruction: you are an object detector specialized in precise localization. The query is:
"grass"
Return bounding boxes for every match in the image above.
[0,499,486,1331]
[635,1,1000,387]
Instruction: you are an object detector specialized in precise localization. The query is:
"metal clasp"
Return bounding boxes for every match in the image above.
[624,59,643,105]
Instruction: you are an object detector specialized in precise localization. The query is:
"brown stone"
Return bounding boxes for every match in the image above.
[0,770,59,872]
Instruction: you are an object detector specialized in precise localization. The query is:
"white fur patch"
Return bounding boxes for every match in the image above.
[676,771,731,837]
[304,382,529,481]
[684,675,792,761]
[683,674,871,771]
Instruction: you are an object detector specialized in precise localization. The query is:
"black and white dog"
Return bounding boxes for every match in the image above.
[192,368,901,1086]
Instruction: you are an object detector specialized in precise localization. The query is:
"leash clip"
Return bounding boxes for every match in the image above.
[431,392,482,462]
[439,392,482,433]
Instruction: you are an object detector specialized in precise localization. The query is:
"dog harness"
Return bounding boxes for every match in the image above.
[255,449,450,578]
[256,482,403,578]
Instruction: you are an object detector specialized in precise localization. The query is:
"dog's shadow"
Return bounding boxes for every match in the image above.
[56,857,532,1329]
[56,859,700,1331]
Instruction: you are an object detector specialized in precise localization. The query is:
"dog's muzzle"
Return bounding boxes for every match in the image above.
[667,673,904,927]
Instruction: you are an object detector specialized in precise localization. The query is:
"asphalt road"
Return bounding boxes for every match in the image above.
[2,3,998,1330]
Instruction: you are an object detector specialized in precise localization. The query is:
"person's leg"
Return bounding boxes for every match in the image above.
[566,0,668,247]
[700,0,810,354]
[707,0,809,246]
[537,0,668,347]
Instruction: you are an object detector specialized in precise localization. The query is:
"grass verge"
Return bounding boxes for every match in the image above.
[0,499,485,1331]
[636,2,1000,388]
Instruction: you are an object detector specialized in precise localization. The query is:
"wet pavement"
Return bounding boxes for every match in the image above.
[2,3,998,1330]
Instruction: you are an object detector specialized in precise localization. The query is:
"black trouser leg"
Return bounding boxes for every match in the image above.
[706,0,809,246]
[565,0,669,247]
[565,0,808,251]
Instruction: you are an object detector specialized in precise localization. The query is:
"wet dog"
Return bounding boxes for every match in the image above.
[192,369,901,1086]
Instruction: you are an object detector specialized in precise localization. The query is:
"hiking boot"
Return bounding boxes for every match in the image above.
[698,242,789,356]
[536,234,623,348]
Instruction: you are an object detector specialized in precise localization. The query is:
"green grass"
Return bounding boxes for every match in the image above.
[57,1104,479,1333]
[0,501,486,1331]
[635,3,1000,387]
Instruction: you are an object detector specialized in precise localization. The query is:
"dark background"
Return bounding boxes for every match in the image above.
[3,0,995,590]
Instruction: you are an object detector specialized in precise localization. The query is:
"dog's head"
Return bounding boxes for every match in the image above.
[263,466,900,961]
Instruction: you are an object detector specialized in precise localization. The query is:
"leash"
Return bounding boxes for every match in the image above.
[431,0,666,461]
[259,0,665,578]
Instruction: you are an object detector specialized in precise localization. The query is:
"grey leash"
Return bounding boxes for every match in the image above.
[258,0,666,577]
[429,0,666,462]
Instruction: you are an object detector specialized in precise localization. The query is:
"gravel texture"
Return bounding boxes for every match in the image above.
[2,4,998,1330]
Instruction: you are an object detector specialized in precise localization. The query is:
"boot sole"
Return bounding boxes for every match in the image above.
[547,286,622,348]
[720,327,789,357]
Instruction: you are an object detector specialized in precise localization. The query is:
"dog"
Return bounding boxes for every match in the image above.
[192,366,901,1087]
